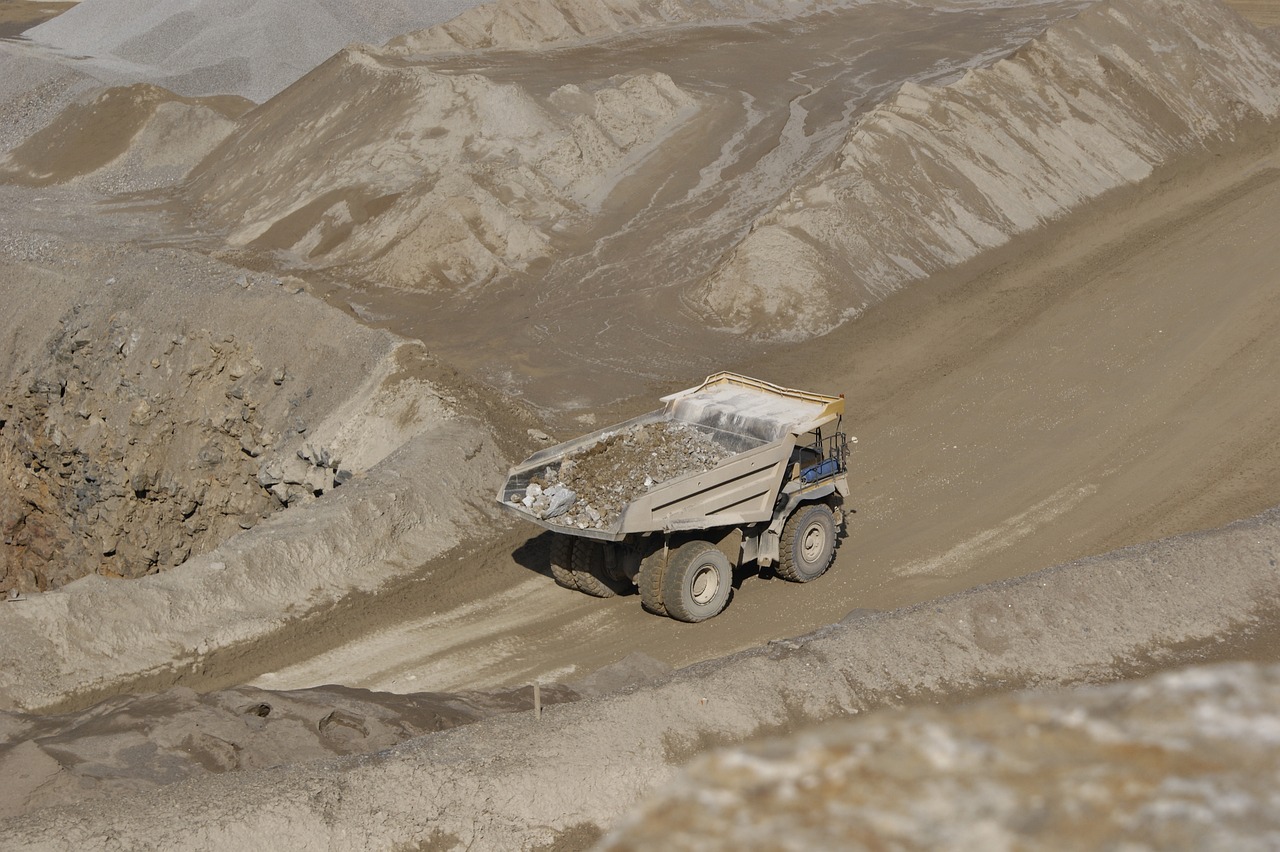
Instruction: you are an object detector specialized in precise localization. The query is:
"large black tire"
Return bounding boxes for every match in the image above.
[637,546,668,616]
[549,535,579,591]
[571,540,619,598]
[663,540,733,623]
[777,503,837,583]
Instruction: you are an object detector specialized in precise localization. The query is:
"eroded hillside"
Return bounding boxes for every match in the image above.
[183,0,1098,406]
[166,0,1280,408]
[696,0,1280,338]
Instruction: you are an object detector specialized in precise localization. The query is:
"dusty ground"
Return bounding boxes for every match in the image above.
[5,504,1278,846]
[0,0,1278,845]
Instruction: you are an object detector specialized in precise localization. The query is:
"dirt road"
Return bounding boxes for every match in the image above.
[254,129,1280,695]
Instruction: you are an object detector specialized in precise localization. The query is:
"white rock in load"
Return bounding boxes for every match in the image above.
[540,484,576,519]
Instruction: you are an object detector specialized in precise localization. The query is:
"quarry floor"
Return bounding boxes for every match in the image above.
[245,126,1280,696]
[1,2,1279,843]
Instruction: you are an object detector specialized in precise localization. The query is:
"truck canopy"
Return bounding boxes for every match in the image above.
[662,372,844,442]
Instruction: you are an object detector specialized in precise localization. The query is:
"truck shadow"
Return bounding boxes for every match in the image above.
[511,531,555,581]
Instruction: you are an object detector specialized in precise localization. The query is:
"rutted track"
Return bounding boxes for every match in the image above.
[254,129,1280,697]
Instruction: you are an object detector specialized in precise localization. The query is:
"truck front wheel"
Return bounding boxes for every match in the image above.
[777,503,837,583]
[663,541,733,623]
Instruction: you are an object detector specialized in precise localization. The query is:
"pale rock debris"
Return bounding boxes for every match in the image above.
[601,662,1280,850]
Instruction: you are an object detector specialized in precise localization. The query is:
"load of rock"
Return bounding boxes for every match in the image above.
[512,421,732,530]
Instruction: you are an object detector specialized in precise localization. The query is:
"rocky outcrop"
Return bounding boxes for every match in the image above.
[187,50,697,291]
[693,0,1280,339]
[1,317,285,589]
[0,246,464,593]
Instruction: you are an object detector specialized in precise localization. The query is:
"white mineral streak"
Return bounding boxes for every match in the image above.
[693,0,1280,340]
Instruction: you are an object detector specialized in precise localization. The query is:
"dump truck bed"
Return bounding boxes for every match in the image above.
[497,373,844,541]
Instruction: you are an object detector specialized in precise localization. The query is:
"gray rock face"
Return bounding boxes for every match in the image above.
[0,213,467,596]
[601,662,1280,850]
[0,317,286,588]
[0,309,359,590]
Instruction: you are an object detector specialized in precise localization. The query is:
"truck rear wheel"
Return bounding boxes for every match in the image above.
[638,546,668,616]
[664,541,733,623]
[777,503,836,583]
[549,535,580,591]
[571,540,619,598]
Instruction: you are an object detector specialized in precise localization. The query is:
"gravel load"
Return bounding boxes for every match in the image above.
[513,421,734,531]
[22,0,492,102]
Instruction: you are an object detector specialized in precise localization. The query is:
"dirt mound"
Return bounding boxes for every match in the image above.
[21,0,491,102]
[180,1,1089,406]
[0,43,100,156]
[187,51,697,291]
[0,82,247,189]
[0,680,577,820]
[693,0,1280,340]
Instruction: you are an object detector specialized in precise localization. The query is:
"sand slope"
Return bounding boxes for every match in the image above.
[180,0,1092,405]
[176,0,1280,405]
[695,0,1280,339]
[187,51,698,292]
[389,0,840,53]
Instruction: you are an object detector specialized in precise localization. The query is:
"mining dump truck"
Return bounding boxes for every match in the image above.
[498,372,851,622]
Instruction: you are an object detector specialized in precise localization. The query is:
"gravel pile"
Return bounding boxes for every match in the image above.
[0,45,99,155]
[22,0,492,102]
[513,421,734,531]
